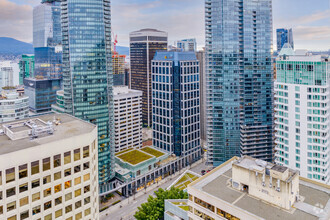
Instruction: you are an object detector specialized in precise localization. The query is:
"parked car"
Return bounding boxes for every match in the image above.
[201,170,206,175]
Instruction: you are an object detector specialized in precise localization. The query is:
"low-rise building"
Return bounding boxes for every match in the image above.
[113,86,142,152]
[165,199,189,220]
[188,156,330,220]
[0,113,99,220]
[0,87,29,123]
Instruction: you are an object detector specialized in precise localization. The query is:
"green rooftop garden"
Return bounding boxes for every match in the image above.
[115,148,133,156]
[141,147,165,158]
[179,205,189,211]
[173,172,200,190]
[117,150,152,165]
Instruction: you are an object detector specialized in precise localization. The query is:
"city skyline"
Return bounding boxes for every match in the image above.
[1,0,329,51]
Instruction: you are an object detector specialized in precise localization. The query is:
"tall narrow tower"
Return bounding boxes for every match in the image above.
[61,0,115,185]
[206,0,273,166]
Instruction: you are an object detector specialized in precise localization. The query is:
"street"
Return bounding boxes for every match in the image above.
[100,157,211,220]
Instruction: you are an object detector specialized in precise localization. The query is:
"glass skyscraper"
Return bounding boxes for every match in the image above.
[277,28,294,52]
[206,0,273,166]
[130,29,168,127]
[61,0,115,185]
[152,52,201,162]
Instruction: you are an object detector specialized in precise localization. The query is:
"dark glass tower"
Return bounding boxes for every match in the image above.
[152,52,201,161]
[206,0,273,166]
[129,29,167,127]
[61,0,115,185]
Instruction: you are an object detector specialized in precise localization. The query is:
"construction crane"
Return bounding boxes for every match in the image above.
[113,33,118,53]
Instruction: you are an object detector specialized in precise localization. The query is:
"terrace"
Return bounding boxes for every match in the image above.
[117,149,153,165]
[141,146,165,158]
[169,170,201,190]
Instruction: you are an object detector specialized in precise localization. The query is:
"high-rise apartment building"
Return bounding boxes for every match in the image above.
[275,48,330,184]
[113,86,143,152]
[61,0,115,185]
[130,29,168,127]
[205,0,274,166]
[0,113,99,220]
[0,88,29,123]
[0,62,15,90]
[152,52,201,161]
[276,28,294,52]
[196,50,206,143]
[19,55,35,85]
[177,39,197,52]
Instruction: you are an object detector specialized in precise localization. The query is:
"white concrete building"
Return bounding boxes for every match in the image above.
[275,48,330,184]
[0,62,16,91]
[0,88,29,123]
[187,156,330,220]
[113,86,143,152]
[0,113,99,220]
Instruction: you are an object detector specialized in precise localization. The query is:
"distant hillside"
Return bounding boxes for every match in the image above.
[116,46,129,56]
[0,37,34,55]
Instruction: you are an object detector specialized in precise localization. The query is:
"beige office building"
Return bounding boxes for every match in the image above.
[0,113,99,220]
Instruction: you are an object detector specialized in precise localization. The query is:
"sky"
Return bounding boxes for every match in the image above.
[1,0,330,51]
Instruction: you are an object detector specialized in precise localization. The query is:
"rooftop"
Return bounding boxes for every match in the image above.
[140,147,164,158]
[116,149,153,165]
[169,170,201,190]
[113,86,142,97]
[189,157,330,220]
[0,113,96,155]
[153,51,197,62]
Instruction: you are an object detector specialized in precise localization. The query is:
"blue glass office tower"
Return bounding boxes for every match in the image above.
[152,52,201,162]
[61,0,115,185]
[277,28,294,52]
[205,0,274,166]
[24,0,62,113]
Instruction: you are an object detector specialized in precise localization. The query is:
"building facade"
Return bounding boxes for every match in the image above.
[0,88,29,123]
[205,0,274,166]
[187,156,329,220]
[177,39,197,52]
[276,28,294,52]
[24,78,61,113]
[113,53,126,86]
[113,86,143,152]
[275,49,330,184]
[0,113,99,220]
[130,29,168,127]
[152,52,201,161]
[195,50,206,143]
[19,55,35,85]
[0,62,15,91]
[61,0,115,185]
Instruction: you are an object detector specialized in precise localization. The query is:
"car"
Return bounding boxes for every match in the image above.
[201,170,206,175]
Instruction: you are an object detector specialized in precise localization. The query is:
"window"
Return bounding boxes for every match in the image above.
[84,196,90,205]
[43,175,51,185]
[20,211,29,219]
[84,208,91,216]
[0,171,2,185]
[75,201,81,209]
[43,158,51,171]
[75,189,81,197]
[55,197,62,206]
[54,172,61,181]
[65,180,71,189]
[83,162,89,170]
[74,165,81,173]
[64,152,71,164]
[65,205,72,213]
[54,154,61,168]
[19,164,28,179]
[74,149,81,161]
[55,209,62,218]
[64,168,71,177]
[0,206,2,215]
[54,184,61,193]
[31,161,39,175]
[0,191,2,200]
[44,201,52,210]
[32,179,40,188]
[32,205,41,215]
[32,192,40,202]
[83,146,89,158]
[75,212,82,220]
[45,214,52,220]
[6,168,15,183]
[6,187,15,198]
[20,197,28,207]
[83,173,90,182]
[7,215,16,220]
[65,193,72,201]
[74,177,81,185]
[44,188,51,198]
[7,201,16,211]
[84,185,90,193]
[19,183,28,193]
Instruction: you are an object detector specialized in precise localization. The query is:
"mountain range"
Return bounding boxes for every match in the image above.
[0,37,129,56]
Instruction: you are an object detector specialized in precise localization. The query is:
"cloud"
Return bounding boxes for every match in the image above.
[0,0,33,43]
